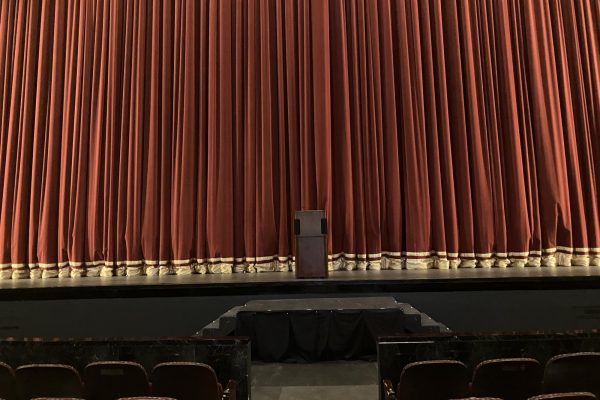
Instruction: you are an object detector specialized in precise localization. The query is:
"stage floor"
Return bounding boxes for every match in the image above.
[1,267,600,300]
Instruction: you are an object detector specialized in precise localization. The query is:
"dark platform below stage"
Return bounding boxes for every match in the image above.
[200,297,449,337]
[204,297,448,361]
[1,267,600,300]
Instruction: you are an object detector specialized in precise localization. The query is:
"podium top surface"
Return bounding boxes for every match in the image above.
[294,210,326,217]
[294,209,326,236]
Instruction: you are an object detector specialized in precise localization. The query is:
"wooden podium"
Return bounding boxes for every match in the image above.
[294,210,328,279]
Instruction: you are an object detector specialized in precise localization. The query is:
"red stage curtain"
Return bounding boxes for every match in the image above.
[1,0,599,279]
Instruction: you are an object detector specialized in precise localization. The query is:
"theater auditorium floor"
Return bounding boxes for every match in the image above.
[1,267,600,300]
[252,360,378,400]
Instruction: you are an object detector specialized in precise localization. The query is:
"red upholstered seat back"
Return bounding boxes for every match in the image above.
[471,357,543,400]
[16,364,84,400]
[84,361,150,400]
[543,353,600,397]
[117,397,177,400]
[151,362,221,400]
[0,361,15,400]
[397,360,469,400]
[529,392,598,400]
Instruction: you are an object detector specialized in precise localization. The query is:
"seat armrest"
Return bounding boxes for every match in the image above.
[382,379,396,400]
[222,379,237,400]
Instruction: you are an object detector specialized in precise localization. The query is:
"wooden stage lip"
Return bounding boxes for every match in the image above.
[1,268,600,301]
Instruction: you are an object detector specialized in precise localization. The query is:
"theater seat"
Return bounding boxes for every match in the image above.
[396,360,469,400]
[117,397,177,400]
[543,353,600,397]
[450,398,504,400]
[471,358,543,400]
[0,361,15,400]
[529,393,597,400]
[15,364,84,400]
[150,362,225,400]
[31,398,86,400]
[84,361,150,400]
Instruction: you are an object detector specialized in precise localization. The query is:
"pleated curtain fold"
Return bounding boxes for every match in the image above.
[0,0,599,279]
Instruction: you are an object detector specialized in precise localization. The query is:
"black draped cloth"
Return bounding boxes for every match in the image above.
[236,309,410,362]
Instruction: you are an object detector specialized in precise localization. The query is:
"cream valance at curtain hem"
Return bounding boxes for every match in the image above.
[1,247,599,279]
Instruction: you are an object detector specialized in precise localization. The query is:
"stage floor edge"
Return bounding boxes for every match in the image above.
[1,268,600,300]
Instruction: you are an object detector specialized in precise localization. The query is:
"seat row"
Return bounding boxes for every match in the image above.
[0,361,236,400]
[383,352,600,400]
